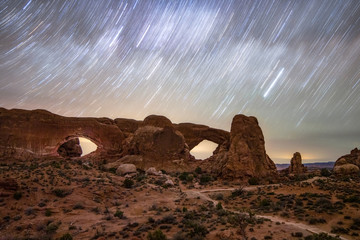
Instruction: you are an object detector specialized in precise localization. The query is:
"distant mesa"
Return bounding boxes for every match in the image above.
[333,147,360,175]
[0,107,278,182]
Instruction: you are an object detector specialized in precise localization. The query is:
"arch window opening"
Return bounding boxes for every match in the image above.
[57,137,98,157]
[190,140,218,160]
[78,137,98,156]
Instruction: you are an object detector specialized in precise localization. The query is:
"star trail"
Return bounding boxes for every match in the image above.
[1,0,360,163]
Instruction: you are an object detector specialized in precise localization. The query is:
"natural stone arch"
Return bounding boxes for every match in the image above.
[0,108,124,156]
[55,135,102,157]
[174,123,230,150]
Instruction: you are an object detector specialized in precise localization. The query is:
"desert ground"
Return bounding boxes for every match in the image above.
[1,157,359,240]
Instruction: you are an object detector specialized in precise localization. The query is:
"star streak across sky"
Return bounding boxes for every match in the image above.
[1,0,360,163]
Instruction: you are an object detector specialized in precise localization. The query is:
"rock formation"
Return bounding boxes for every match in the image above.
[202,114,278,181]
[0,107,279,181]
[285,152,307,175]
[333,148,360,175]
[57,138,82,157]
[0,107,124,156]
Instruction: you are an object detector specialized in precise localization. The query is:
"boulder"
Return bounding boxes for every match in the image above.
[333,163,359,175]
[116,164,137,176]
[57,138,82,157]
[143,115,173,128]
[334,148,360,168]
[146,167,163,176]
[164,179,174,186]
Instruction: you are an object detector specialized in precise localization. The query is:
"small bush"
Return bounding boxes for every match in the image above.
[199,174,212,185]
[195,167,202,174]
[114,210,124,219]
[304,232,340,240]
[320,168,331,177]
[123,179,134,188]
[73,203,84,209]
[13,191,22,200]
[292,232,303,237]
[45,209,52,217]
[248,177,259,185]
[147,229,167,240]
[59,233,73,240]
[53,188,71,198]
[46,222,59,234]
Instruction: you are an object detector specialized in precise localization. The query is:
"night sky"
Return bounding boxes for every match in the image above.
[1,0,360,163]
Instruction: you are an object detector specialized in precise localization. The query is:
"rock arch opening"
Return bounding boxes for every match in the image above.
[57,137,99,157]
[190,140,218,160]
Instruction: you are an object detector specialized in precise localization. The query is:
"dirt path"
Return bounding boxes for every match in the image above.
[182,187,350,240]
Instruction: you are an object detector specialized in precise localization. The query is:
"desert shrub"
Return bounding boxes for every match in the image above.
[231,187,244,198]
[147,229,167,240]
[292,232,303,237]
[53,188,71,198]
[195,167,202,174]
[304,232,340,240]
[73,203,84,209]
[331,226,349,234]
[308,218,326,224]
[199,174,212,185]
[179,172,189,181]
[216,202,223,210]
[186,220,208,239]
[161,214,176,224]
[259,198,271,207]
[46,222,59,234]
[214,193,224,200]
[45,209,52,217]
[114,210,124,219]
[248,177,259,185]
[123,179,134,188]
[13,191,22,200]
[59,233,73,240]
[320,168,331,177]
[25,207,34,216]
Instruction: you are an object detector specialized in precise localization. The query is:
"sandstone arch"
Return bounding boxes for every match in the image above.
[174,123,230,150]
[0,108,124,156]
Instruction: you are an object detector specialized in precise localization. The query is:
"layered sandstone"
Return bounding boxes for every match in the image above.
[284,152,307,175]
[202,114,278,181]
[333,148,360,175]
[0,107,279,180]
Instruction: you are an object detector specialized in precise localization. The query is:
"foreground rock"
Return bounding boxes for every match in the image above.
[57,138,82,157]
[116,163,137,176]
[333,148,360,175]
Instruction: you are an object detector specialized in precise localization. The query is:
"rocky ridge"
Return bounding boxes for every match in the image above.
[0,107,278,181]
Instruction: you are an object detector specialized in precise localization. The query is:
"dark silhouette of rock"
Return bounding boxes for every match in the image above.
[287,152,307,175]
[57,138,82,157]
[333,148,360,175]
